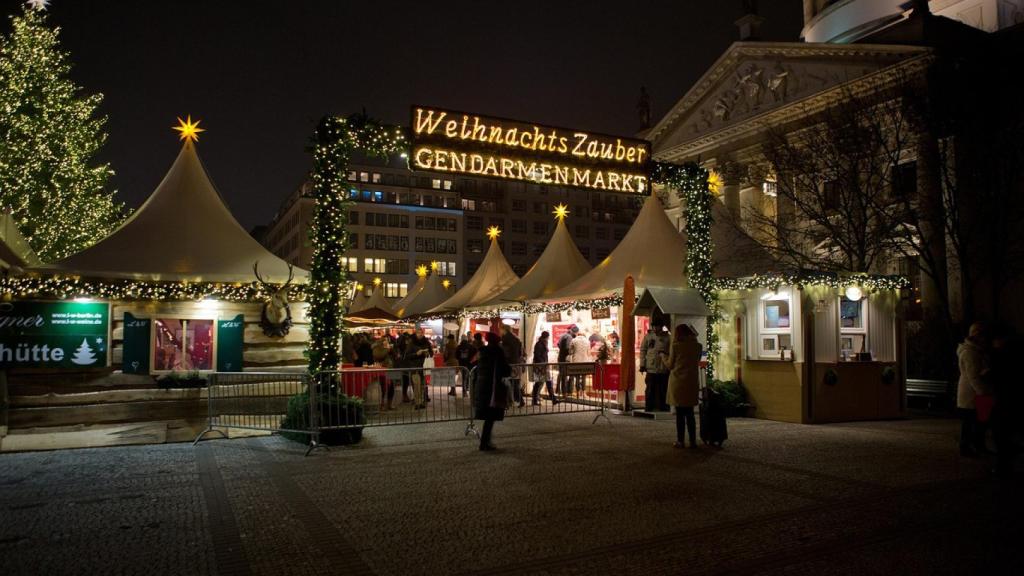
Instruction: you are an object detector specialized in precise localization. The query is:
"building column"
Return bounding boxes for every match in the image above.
[721,162,743,220]
[916,135,951,322]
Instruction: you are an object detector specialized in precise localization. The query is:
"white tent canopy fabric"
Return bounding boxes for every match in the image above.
[348,289,369,314]
[398,273,449,318]
[363,286,394,314]
[475,217,592,308]
[428,237,519,315]
[538,194,687,303]
[34,141,305,284]
[0,213,42,270]
[392,273,427,313]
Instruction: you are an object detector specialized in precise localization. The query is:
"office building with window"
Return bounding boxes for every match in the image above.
[262,155,644,306]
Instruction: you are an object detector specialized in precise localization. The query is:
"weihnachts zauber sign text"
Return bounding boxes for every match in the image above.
[0,301,110,368]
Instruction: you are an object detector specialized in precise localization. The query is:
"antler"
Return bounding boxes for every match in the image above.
[283,263,294,288]
[253,261,268,286]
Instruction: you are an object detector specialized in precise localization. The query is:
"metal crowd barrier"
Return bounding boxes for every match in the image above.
[192,372,311,444]
[193,361,613,454]
[463,361,613,437]
[310,365,474,429]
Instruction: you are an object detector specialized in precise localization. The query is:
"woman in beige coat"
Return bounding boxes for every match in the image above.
[667,324,701,448]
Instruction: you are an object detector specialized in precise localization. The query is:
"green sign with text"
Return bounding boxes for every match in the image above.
[0,301,110,368]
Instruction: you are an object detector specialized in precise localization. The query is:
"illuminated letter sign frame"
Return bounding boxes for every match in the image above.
[411,106,651,194]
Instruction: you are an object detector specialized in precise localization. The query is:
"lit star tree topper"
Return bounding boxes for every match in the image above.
[415,264,428,277]
[486,226,501,241]
[552,203,570,221]
[430,261,439,272]
[26,0,49,12]
[173,115,205,143]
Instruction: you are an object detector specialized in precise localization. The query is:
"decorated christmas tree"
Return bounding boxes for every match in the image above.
[0,1,126,262]
[70,338,96,365]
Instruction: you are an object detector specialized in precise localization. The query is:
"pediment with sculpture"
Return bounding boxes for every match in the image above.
[650,43,929,156]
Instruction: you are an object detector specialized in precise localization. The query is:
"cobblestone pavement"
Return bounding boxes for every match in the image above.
[1,414,1021,575]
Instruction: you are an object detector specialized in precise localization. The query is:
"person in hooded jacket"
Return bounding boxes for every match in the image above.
[957,322,991,457]
[474,332,511,451]
[667,324,702,448]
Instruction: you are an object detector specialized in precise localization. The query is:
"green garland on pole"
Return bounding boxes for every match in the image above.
[307,114,407,374]
[651,162,719,378]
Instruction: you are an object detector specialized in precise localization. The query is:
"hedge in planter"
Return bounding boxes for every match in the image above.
[709,379,754,417]
[280,390,366,446]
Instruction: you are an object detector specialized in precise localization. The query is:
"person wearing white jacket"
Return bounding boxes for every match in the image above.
[956,322,991,457]
[569,330,592,392]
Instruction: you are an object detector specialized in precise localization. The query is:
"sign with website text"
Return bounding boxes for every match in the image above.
[0,301,109,368]
[411,106,650,193]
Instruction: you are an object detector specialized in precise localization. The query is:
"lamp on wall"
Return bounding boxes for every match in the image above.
[844,285,863,302]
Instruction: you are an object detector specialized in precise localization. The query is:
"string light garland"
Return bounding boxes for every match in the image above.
[0,5,127,262]
[713,273,909,292]
[651,162,719,378]
[307,113,408,374]
[0,276,308,302]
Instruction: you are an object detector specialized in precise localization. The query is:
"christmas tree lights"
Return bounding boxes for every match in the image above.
[307,114,408,374]
[0,5,127,262]
[651,162,719,378]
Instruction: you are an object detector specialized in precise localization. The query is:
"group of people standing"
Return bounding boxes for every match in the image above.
[956,321,1019,477]
[348,330,435,410]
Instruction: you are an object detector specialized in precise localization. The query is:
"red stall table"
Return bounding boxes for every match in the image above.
[339,366,387,398]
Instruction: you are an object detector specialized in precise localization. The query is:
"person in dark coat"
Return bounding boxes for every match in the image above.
[500,324,526,408]
[474,332,511,451]
[556,325,576,394]
[354,335,374,367]
[530,331,559,405]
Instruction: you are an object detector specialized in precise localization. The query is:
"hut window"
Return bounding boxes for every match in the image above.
[758,291,792,359]
[839,297,868,360]
[153,319,214,372]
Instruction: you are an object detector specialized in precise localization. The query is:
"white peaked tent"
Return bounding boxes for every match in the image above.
[392,271,428,313]
[540,194,687,302]
[428,235,519,315]
[350,286,397,321]
[0,213,42,270]
[348,289,369,314]
[398,273,449,318]
[35,141,304,284]
[476,216,592,307]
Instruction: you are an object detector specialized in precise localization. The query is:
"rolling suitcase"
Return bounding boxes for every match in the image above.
[699,387,728,447]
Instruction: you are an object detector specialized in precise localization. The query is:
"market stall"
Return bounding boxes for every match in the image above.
[529,194,705,408]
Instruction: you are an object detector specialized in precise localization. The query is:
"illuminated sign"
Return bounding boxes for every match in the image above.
[411,106,650,194]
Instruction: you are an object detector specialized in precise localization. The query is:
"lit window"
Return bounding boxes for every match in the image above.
[759,291,792,359]
[443,180,453,190]
[372,173,382,183]
[347,171,357,181]
[432,179,442,189]
[373,191,383,202]
[364,258,373,273]
[360,172,369,182]
[462,199,476,211]
[840,296,868,361]
[399,283,409,297]
[154,319,214,372]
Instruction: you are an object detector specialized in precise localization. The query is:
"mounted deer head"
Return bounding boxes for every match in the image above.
[254,261,294,337]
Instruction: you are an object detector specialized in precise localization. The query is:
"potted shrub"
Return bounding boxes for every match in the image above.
[280,390,366,446]
[709,379,754,417]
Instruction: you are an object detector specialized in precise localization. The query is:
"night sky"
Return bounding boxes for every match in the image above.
[6,0,803,229]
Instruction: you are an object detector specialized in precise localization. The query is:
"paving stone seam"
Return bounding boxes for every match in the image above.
[249,445,378,576]
[197,445,253,576]
[454,477,982,576]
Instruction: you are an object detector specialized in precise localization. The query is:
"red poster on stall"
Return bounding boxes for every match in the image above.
[551,323,573,343]
[592,363,621,390]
